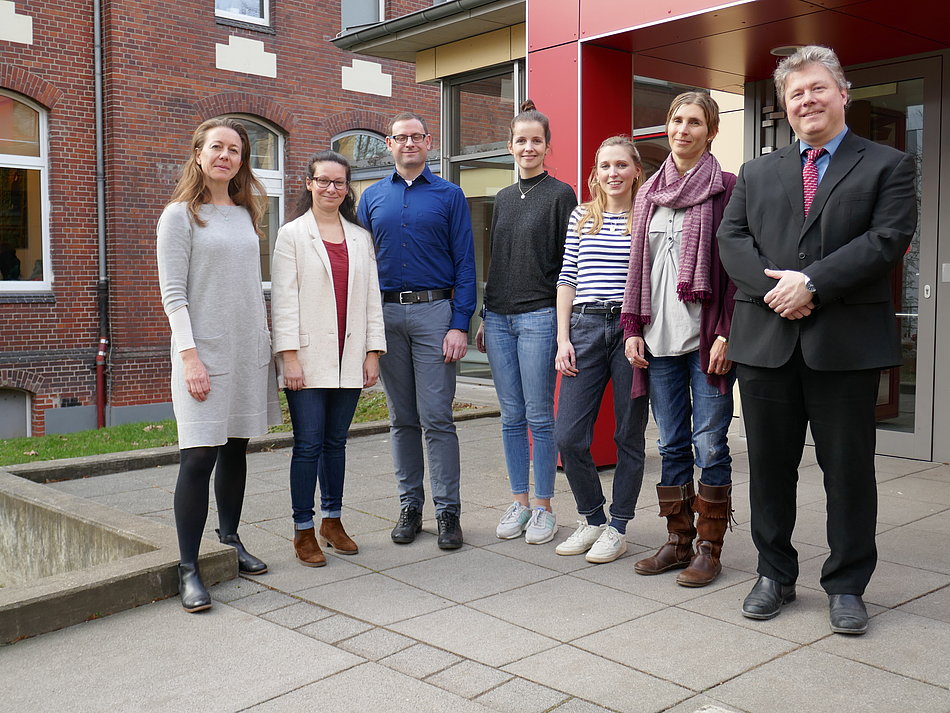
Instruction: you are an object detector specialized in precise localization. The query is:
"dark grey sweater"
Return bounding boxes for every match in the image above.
[483,172,578,314]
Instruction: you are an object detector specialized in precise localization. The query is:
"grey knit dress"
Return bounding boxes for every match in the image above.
[157,202,278,449]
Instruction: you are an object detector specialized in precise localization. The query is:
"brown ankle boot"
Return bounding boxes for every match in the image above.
[634,483,696,575]
[677,483,731,587]
[294,527,326,567]
[319,517,359,555]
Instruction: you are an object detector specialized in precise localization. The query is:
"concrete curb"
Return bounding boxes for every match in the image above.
[6,406,500,484]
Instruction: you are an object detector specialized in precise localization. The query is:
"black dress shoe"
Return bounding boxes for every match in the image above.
[741,575,796,620]
[217,529,268,574]
[829,594,868,635]
[436,511,463,550]
[178,563,212,613]
[391,506,423,544]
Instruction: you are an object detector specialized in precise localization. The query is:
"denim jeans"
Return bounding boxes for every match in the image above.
[554,311,649,523]
[285,387,361,528]
[647,349,735,487]
[484,307,558,500]
[379,300,460,516]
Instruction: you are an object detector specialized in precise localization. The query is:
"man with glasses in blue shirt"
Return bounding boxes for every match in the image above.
[357,112,476,550]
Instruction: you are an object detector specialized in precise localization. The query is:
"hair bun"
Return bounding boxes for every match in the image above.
[520,99,536,113]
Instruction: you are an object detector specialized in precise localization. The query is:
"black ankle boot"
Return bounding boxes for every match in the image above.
[178,563,212,613]
[216,529,268,574]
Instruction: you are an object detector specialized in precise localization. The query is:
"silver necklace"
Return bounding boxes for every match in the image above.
[518,173,548,199]
[209,203,234,221]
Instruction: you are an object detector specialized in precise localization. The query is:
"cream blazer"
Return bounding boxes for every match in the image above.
[271,210,386,389]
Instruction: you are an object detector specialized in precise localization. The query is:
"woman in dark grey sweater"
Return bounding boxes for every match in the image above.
[475,100,577,545]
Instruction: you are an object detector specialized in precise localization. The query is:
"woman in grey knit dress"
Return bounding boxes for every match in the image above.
[475,100,577,546]
[157,118,277,613]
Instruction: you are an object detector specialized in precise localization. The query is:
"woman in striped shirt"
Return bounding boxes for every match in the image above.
[552,136,650,564]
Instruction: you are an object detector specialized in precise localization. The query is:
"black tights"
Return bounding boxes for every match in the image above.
[174,438,249,565]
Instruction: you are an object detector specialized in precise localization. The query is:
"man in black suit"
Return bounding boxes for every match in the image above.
[717,45,916,635]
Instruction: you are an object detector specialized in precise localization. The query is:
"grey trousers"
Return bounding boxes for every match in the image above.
[379,299,461,515]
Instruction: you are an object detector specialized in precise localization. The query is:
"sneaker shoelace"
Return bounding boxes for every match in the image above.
[528,508,547,529]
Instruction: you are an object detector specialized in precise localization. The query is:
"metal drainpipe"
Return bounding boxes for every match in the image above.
[93,0,110,428]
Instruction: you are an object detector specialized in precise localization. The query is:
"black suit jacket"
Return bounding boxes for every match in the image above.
[716,130,917,370]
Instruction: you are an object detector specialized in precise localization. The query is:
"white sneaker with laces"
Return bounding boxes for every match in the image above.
[585,525,627,563]
[496,502,531,539]
[555,521,606,556]
[524,508,557,545]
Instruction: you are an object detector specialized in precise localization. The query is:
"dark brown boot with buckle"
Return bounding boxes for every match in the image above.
[677,483,732,587]
[319,517,359,555]
[634,483,696,575]
[294,527,326,567]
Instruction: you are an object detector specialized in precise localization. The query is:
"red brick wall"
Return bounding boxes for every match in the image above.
[0,0,438,434]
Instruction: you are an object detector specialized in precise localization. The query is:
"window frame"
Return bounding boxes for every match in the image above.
[0,90,51,293]
[341,0,385,31]
[215,0,270,27]
[331,129,394,181]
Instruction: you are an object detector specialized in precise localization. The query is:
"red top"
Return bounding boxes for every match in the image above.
[323,239,349,358]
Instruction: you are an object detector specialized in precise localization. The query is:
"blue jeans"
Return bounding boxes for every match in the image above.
[647,349,735,487]
[554,311,649,523]
[379,300,460,516]
[285,387,361,528]
[484,307,558,500]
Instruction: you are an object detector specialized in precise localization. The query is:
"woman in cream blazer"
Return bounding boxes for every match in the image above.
[271,150,385,567]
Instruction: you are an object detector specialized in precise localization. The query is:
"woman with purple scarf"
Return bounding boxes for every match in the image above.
[622,92,737,587]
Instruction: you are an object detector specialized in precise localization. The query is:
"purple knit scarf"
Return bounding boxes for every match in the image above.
[621,151,725,331]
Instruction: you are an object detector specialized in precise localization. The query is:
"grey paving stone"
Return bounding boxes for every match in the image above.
[90,486,174,515]
[390,605,558,667]
[292,572,452,625]
[240,489,295,523]
[261,601,334,629]
[45,471,151,497]
[459,505,528,547]
[909,509,950,535]
[331,526,461,572]
[549,699,618,713]
[483,531,620,574]
[707,648,950,713]
[801,492,945,527]
[503,644,691,713]
[898,583,950,623]
[246,661,496,712]
[574,607,796,690]
[228,589,299,615]
[426,660,513,699]
[296,613,373,644]
[210,576,269,602]
[660,697,747,713]
[265,551,371,593]
[814,609,950,688]
[877,475,950,505]
[385,548,557,603]
[877,523,950,574]
[875,457,947,477]
[798,556,950,608]
[474,676,569,712]
[469,574,663,642]
[3,598,362,713]
[337,627,415,660]
[379,642,462,678]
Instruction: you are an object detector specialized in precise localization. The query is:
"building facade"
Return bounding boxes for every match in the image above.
[0,0,439,436]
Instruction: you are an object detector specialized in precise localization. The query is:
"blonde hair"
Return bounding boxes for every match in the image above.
[773,45,851,109]
[576,136,643,236]
[167,117,267,238]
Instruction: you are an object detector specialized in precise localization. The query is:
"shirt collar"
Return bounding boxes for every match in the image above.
[799,126,849,157]
[389,163,434,184]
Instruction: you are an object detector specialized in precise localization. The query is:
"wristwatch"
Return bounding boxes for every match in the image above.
[803,275,817,294]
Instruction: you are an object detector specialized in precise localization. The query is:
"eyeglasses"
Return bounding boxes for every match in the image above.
[388,133,428,144]
[308,176,348,190]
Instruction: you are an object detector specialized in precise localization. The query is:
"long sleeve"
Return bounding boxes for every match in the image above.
[270,223,301,354]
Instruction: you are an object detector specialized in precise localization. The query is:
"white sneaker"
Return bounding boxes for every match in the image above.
[585,525,627,563]
[496,502,531,539]
[555,521,606,555]
[524,508,557,545]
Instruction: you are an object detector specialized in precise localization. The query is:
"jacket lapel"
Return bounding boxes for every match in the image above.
[801,130,865,235]
[776,143,806,225]
[304,210,332,275]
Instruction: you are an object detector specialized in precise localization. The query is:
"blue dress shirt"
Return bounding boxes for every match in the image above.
[799,126,849,184]
[357,165,476,332]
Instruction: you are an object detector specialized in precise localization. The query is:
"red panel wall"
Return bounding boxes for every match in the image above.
[527,43,581,193]
[527,0,579,51]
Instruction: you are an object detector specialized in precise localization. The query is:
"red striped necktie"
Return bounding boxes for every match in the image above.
[803,147,826,217]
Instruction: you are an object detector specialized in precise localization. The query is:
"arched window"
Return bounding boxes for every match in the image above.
[0,91,50,290]
[332,130,393,179]
[223,115,283,283]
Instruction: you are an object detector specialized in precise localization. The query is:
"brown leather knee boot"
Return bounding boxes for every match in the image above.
[676,483,731,587]
[634,483,696,575]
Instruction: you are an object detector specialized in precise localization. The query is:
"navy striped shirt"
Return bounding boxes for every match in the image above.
[557,209,631,304]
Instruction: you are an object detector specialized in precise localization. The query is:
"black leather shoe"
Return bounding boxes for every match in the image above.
[436,511,463,550]
[829,594,868,635]
[391,506,423,544]
[217,529,268,574]
[178,563,212,613]
[741,575,796,620]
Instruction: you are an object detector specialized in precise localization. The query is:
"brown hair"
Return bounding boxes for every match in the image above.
[577,136,643,236]
[509,99,551,144]
[289,150,360,226]
[667,91,721,148]
[387,111,429,136]
[166,117,267,238]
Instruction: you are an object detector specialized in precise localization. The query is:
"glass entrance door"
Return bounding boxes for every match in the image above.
[846,58,940,459]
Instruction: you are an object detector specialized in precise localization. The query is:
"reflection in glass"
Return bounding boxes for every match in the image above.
[0,95,40,157]
[453,75,514,156]
[259,196,279,282]
[215,0,265,20]
[231,118,278,171]
[333,132,393,170]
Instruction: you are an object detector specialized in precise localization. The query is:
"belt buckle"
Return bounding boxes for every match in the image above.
[398,291,415,305]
